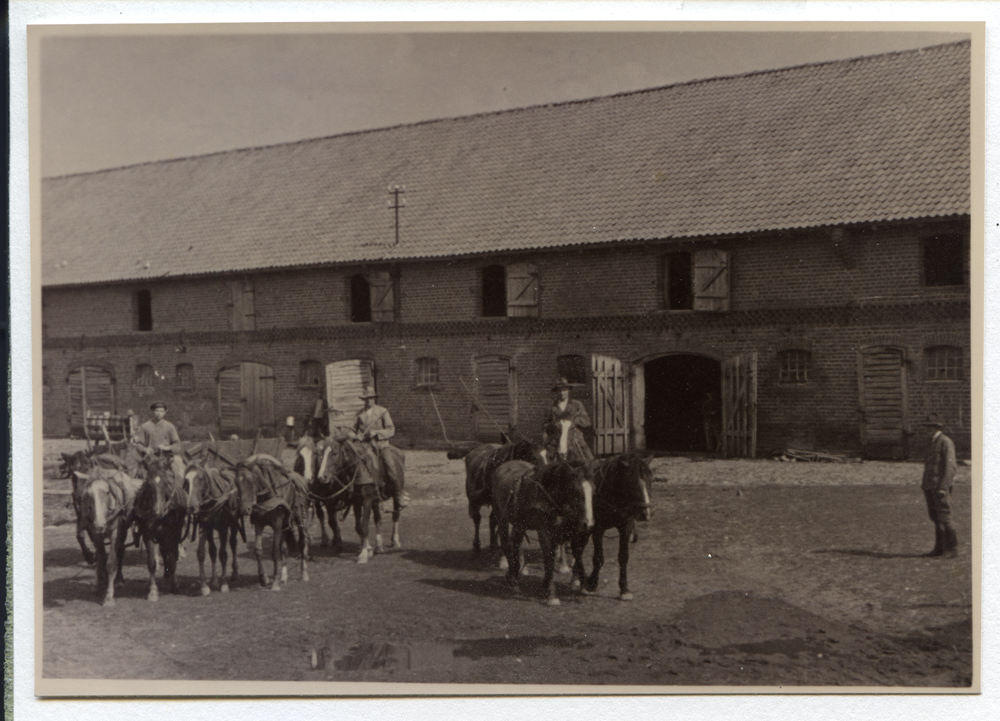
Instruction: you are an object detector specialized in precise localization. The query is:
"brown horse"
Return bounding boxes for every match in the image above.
[235,454,311,590]
[188,462,252,595]
[132,452,190,601]
[492,460,594,606]
[295,436,348,552]
[74,467,140,606]
[569,452,653,601]
[327,437,394,563]
[464,438,546,561]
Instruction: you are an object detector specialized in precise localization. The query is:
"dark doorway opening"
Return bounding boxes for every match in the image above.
[644,354,721,452]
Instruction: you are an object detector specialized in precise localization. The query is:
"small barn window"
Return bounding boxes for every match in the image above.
[778,350,810,383]
[136,363,155,388]
[298,360,323,388]
[351,274,372,323]
[416,357,440,387]
[557,355,589,386]
[924,234,965,287]
[925,346,963,381]
[174,363,195,390]
[136,289,153,331]
[663,252,693,310]
[482,265,507,317]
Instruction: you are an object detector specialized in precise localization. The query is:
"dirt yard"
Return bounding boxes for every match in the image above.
[40,441,974,690]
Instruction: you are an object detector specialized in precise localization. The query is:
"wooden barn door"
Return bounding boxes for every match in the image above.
[858,346,908,459]
[592,355,629,455]
[722,352,757,458]
[473,355,513,441]
[67,366,115,436]
[325,359,376,432]
[217,362,275,436]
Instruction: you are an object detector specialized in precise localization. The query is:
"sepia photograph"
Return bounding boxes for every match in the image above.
[27,19,982,698]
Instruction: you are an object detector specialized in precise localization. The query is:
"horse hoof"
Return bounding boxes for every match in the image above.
[259,576,270,588]
[619,592,634,601]
[357,549,370,564]
[220,583,230,593]
[471,547,481,559]
[147,592,158,603]
[557,565,572,575]
[498,557,509,571]
[302,571,310,582]
[520,566,530,576]
[103,597,115,608]
[570,578,582,591]
[271,583,282,592]
[200,585,211,597]
[546,597,562,607]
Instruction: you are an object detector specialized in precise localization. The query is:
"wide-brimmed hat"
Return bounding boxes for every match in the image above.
[551,377,577,392]
[921,413,945,428]
[358,388,379,400]
[150,401,167,411]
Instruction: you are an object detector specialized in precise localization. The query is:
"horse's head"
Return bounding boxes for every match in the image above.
[615,453,653,522]
[137,453,186,519]
[231,464,257,516]
[59,450,93,478]
[77,473,109,533]
[541,461,594,533]
[510,439,546,466]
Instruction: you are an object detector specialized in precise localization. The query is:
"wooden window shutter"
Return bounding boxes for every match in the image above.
[506,263,539,317]
[369,271,395,322]
[229,277,257,330]
[693,250,730,312]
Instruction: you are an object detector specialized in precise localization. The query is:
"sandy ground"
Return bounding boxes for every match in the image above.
[39,440,974,690]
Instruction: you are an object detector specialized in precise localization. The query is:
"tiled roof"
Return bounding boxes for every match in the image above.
[42,40,970,287]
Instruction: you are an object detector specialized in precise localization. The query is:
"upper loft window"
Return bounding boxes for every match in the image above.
[778,349,810,383]
[923,233,965,286]
[136,289,153,331]
[351,270,397,323]
[482,263,539,317]
[925,345,963,381]
[662,250,730,311]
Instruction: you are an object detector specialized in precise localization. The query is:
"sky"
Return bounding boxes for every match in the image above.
[38,27,970,177]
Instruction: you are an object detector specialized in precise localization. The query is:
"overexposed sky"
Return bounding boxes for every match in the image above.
[40,28,968,177]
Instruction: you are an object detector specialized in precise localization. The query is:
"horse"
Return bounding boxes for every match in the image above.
[235,454,311,590]
[464,437,546,560]
[59,443,147,565]
[74,466,141,606]
[187,461,252,595]
[569,452,653,601]
[492,459,595,606]
[132,452,191,601]
[295,436,348,553]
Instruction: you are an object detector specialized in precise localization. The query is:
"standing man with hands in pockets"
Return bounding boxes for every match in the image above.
[920,413,959,558]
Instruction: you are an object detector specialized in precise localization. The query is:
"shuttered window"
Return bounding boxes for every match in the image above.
[350,274,372,322]
[228,277,256,331]
[369,270,396,322]
[67,366,116,434]
[416,357,440,387]
[663,253,693,310]
[778,350,810,383]
[482,265,506,317]
[923,234,965,287]
[925,346,963,381]
[136,289,153,331]
[693,249,730,311]
[175,363,195,390]
[506,263,539,317]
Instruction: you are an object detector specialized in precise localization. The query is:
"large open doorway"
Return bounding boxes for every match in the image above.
[643,354,721,452]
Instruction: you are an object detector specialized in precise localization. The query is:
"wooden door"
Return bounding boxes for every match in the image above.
[858,346,908,459]
[592,355,629,455]
[217,362,275,436]
[325,359,376,432]
[67,366,115,436]
[722,352,757,458]
[473,355,512,441]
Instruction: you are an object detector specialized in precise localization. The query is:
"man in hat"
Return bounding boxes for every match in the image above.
[920,413,959,558]
[352,388,409,509]
[141,401,182,455]
[541,377,595,465]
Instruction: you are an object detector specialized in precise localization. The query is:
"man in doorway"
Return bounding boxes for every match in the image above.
[702,390,722,453]
[542,377,595,465]
[352,388,410,509]
[920,413,959,558]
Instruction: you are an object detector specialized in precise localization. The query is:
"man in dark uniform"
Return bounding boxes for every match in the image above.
[920,413,959,558]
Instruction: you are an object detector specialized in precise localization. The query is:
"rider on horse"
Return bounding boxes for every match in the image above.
[350,387,410,510]
[541,377,595,466]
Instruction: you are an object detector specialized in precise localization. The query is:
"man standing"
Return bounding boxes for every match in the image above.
[921,413,959,558]
[353,388,410,509]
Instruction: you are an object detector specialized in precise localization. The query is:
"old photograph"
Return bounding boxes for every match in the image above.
[31,23,980,695]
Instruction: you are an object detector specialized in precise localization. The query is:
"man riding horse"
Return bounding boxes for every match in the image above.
[349,386,410,510]
[541,377,595,466]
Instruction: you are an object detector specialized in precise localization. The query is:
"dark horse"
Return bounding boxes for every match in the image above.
[188,461,252,595]
[235,454,311,590]
[492,459,594,606]
[570,452,653,601]
[132,452,190,601]
[464,437,545,560]
[329,437,397,563]
[74,466,140,606]
[295,436,348,553]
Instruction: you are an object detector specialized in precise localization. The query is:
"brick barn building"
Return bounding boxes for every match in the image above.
[41,40,972,459]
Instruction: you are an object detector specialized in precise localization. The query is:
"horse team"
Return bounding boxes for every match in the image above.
[60,430,652,609]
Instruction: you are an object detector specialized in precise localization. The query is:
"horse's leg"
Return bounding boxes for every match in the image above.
[253,519,270,587]
[372,501,384,554]
[540,531,560,606]
[504,523,522,583]
[584,528,605,594]
[89,527,111,605]
[618,520,635,601]
[297,517,310,583]
[208,528,220,592]
[77,518,96,566]
[223,524,237,592]
[556,542,572,575]
[272,514,287,591]
[144,532,160,602]
[316,500,331,546]
[329,502,343,553]
[160,521,181,595]
[389,504,401,550]
[113,519,128,588]
[217,526,230,593]
[197,524,211,596]
[488,506,500,552]
[569,532,589,592]
[471,505,483,558]
[355,492,374,563]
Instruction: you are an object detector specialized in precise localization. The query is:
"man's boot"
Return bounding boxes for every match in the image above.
[924,526,944,557]
[942,526,959,558]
